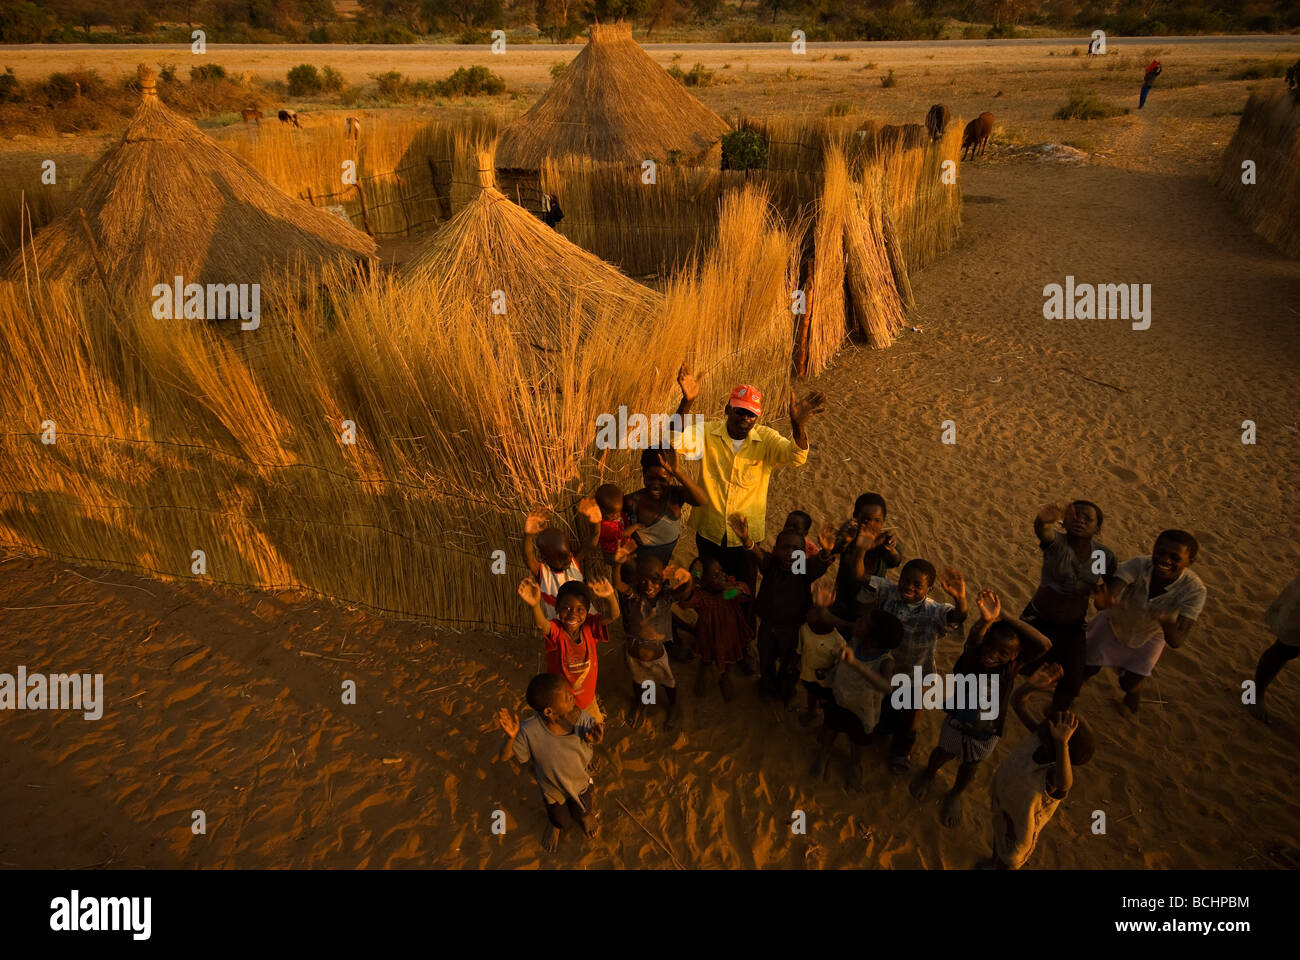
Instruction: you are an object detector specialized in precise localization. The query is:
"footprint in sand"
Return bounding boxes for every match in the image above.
[1108,464,1142,484]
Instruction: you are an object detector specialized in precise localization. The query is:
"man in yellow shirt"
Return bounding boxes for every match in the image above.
[671,361,826,606]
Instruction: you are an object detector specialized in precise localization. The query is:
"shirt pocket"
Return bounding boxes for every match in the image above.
[730,457,764,489]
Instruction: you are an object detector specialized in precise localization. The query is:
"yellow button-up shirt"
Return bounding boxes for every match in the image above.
[678,420,807,546]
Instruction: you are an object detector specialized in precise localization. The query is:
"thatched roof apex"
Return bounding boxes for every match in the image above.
[495,22,730,171]
[403,150,661,346]
[7,67,376,295]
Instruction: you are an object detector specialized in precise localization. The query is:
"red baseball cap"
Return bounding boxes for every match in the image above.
[728,384,763,416]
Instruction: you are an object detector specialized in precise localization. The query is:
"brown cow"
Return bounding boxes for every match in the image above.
[925,103,950,141]
[241,107,262,125]
[278,109,300,128]
[961,112,994,160]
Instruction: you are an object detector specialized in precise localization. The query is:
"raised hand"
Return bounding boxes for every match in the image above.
[728,513,750,543]
[939,567,966,600]
[811,580,835,609]
[976,589,1001,622]
[666,565,692,589]
[1048,711,1078,743]
[612,542,636,565]
[524,510,548,536]
[656,452,679,476]
[872,531,896,551]
[589,576,615,600]
[517,578,542,607]
[498,708,520,739]
[789,390,827,428]
[1036,503,1065,528]
[1025,663,1064,690]
[576,496,602,526]
[818,521,837,553]
[677,362,700,403]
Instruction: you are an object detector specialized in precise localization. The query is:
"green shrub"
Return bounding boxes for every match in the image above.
[880,69,897,88]
[1054,94,1124,120]
[676,63,713,87]
[321,66,345,94]
[190,63,227,82]
[550,60,568,80]
[434,66,505,97]
[372,70,409,100]
[0,67,20,103]
[44,69,104,102]
[287,64,323,96]
[457,29,491,44]
[721,128,767,172]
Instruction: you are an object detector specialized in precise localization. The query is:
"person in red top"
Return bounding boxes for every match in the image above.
[1139,59,1161,109]
[519,577,619,722]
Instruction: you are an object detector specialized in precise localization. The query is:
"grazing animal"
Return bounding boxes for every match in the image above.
[345,116,361,142]
[241,108,262,125]
[925,103,950,141]
[278,109,300,128]
[961,112,994,160]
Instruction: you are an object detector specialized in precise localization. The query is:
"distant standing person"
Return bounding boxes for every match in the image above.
[1247,571,1300,725]
[670,362,826,599]
[1139,59,1161,109]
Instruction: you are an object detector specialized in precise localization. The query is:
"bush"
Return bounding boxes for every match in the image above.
[190,63,227,82]
[457,29,491,44]
[157,62,177,83]
[0,67,20,103]
[721,128,767,172]
[44,69,104,102]
[434,66,505,97]
[321,66,345,94]
[287,64,323,96]
[372,71,410,100]
[550,60,568,80]
[1054,94,1125,120]
[880,69,897,88]
[669,63,713,87]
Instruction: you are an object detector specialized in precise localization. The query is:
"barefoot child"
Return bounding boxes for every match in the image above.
[523,501,602,619]
[498,673,604,853]
[866,560,968,771]
[679,557,753,701]
[983,665,1094,869]
[518,577,618,722]
[612,544,694,729]
[910,589,1051,827]
[731,514,835,702]
[810,607,902,791]
[1022,501,1114,712]
[1084,529,1206,714]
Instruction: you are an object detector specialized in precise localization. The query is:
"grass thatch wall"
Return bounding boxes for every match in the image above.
[0,181,794,630]
[1215,84,1300,259]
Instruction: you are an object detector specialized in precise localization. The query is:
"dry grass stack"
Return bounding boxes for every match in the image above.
[872,119,964,271]
[495,21,730,214]
[0,180,799,630]
[1215,84,1300,259]
[5,66,376,298]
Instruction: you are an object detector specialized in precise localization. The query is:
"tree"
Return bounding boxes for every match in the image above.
[0,1,58,42]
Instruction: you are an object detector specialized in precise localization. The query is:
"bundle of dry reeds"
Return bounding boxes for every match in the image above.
[1215,84,1300,259]
[4,66,376,296]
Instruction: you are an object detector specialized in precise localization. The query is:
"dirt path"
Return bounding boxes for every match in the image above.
[3,157,1299,869]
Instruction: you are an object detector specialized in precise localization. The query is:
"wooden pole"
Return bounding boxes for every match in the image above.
[354,182,373,237]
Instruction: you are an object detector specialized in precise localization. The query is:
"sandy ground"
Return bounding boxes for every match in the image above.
[3,107,1299,866]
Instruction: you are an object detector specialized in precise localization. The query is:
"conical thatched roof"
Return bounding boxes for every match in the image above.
[7,65,376,296]
[495,22,730,171]
[402,151,661,348]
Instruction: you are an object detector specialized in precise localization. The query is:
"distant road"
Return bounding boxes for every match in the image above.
[7,35,1300,53]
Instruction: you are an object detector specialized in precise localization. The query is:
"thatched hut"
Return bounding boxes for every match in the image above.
[6,65,376,300]
[1215,83,1300,259]
[402,151,663,352]
[494,22,731,213]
